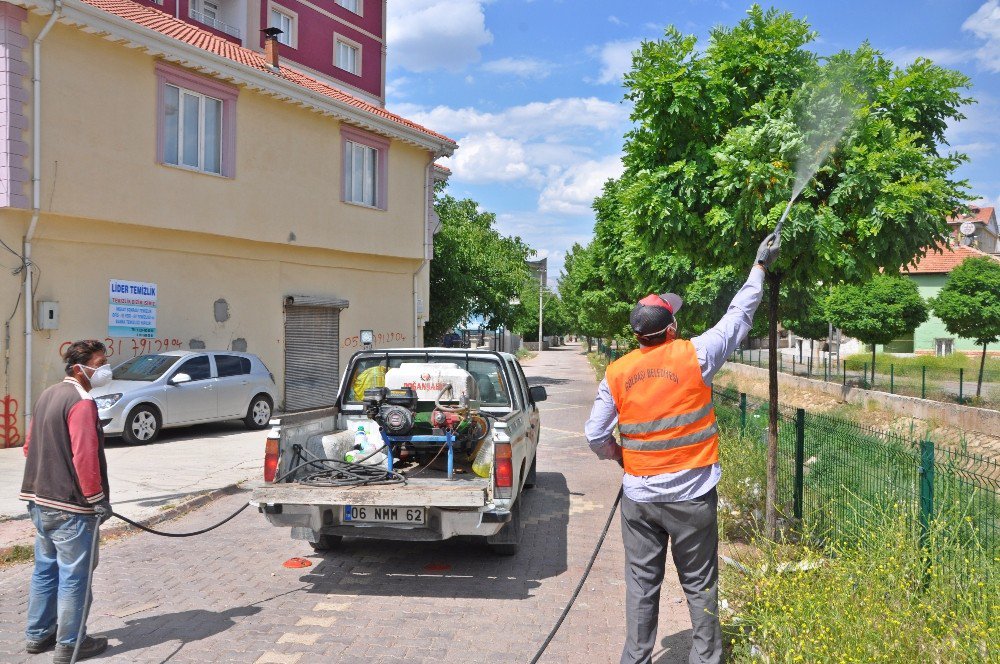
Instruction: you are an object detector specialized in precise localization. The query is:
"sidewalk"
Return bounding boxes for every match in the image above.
[1,421,265,550]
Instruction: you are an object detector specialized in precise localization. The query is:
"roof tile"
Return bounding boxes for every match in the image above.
[903,242,1000,275]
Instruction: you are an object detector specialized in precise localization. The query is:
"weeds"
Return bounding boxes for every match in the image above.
[1,544,33,566]
[587,351,611,381]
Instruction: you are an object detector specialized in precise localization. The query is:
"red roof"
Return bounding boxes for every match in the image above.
[947,206,995,224]
[903,242,1000,275]
[80,0,456,146]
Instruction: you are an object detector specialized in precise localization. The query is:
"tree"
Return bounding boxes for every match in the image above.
[826,275,928,383]
[781,287,830,363]
[930,256,1000,398]
[426,195,533,344]
[601,5,970,537]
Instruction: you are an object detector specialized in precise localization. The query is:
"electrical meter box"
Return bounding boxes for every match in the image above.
[37,302,59,330]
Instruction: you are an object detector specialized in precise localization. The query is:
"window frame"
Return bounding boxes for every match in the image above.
[172,355,212,382]
[155,61,238,178]
[341,125,389,210]
[215,353,251,377]
[334,34,362,76]
[335,0,362,16]
[267,3,298,48]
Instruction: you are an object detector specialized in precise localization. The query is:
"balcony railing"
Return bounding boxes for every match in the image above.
[189,8,242,40]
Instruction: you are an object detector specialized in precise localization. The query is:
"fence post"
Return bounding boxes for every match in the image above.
[792,356,796,376]
[779,353,783,373]
[919,439,934,555]
[890,364,895,394]
[794,408,805,521]
[842,361,847,386]
[921,366,926,399]
[824,357,829,382]
[958,368,964,404]
[807,356,812,377]
[863,362,868,387]
[739,392,747,434]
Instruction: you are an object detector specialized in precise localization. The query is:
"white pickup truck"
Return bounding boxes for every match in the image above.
[251,349,545,555]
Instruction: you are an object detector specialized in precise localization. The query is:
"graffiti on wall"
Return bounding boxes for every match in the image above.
[60,337,183,360]
[342,331,406,349]
[1,394,20,448]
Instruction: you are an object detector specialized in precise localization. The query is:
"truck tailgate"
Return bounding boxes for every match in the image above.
[252,478,489,508]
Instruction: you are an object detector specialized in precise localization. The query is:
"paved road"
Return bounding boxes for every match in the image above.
[0,344,692,663]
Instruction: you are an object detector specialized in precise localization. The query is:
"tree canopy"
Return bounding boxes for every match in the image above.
[825,275,928,380]
[929,255,1000,397]
[426,194,533,344]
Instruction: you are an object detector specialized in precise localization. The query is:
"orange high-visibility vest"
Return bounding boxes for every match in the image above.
[605,339,719,476]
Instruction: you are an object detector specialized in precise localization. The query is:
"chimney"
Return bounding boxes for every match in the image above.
[262,27,283,70]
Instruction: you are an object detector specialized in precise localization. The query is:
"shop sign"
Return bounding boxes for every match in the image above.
[108,279,157,339]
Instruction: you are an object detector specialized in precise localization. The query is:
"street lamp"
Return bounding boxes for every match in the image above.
[526,258,548,353]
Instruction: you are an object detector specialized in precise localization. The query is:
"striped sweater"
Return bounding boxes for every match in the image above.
[20,378,109,514]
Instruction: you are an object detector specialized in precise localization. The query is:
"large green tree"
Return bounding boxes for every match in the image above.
[595,5,971,536]
[826,275,928,382]
[426,195,532,344]
[930,256,1000,398]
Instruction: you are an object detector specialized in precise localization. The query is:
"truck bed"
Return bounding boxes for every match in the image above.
[252,476,489,508]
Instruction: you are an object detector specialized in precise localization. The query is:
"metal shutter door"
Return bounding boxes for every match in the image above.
[283,305,340,411]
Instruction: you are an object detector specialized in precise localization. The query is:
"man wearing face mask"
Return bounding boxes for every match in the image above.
[585,233,780,664]
[20,340,111,662]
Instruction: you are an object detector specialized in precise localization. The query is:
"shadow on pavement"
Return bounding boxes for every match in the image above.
[526,375,572,387]
[100,605,261,661]
[103,420,256,448]
[297,471,570,600]
[652,628,693,664]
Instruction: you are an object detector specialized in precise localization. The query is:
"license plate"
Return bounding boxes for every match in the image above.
[343,505,426,525]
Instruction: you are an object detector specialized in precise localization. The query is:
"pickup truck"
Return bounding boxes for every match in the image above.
[251,348,545,555]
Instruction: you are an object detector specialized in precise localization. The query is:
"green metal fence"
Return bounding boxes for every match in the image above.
[713,386,1000,566]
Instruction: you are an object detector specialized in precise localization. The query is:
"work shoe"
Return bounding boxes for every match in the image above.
[52,635,107,663]
[25,632,56,653]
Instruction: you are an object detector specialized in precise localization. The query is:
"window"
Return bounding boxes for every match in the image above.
[156,62,238,178]
[175,356,211,381]
[935,338,954,357]
[269,6,295,47]
[336,0,361,14]
[341,126,389,209]
[215,354,251,377]
[336,38,360,75]
[113,355,181,382]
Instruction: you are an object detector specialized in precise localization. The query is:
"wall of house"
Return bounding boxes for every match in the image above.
[895,274,983,354]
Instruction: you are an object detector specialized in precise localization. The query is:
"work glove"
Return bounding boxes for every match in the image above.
[756,231,781,269]
[93,500,113,524]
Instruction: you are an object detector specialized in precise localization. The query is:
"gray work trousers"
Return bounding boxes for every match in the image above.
[620,488,721,664]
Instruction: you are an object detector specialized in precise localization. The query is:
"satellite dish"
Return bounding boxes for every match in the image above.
[959,221,976,236]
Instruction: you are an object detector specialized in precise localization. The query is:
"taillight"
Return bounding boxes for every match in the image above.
[264,436,279,483]
[494,443,513,498]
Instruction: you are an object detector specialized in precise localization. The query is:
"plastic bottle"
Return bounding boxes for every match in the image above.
[355,425,368,453]
[471,437,494,478]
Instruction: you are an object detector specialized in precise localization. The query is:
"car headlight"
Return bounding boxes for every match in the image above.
[94,393,123,410]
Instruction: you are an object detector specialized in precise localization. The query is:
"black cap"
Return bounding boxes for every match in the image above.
[629,293,682,337]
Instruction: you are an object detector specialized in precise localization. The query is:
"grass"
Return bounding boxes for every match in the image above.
[515,348,536,361]
[844,351,1000,377]
[587,351,611,381]
[0,544,33,566]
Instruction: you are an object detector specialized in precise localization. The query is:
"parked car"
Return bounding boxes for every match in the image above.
[91,351,278,444]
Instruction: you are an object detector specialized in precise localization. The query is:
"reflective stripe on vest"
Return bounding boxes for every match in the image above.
[605,339,719,476]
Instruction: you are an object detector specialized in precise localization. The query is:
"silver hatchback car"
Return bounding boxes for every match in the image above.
[91,351,278,444]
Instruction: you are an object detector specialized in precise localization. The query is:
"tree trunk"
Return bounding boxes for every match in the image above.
[978,342,987,398]
[871,344,876,385]
[766,271,780,540]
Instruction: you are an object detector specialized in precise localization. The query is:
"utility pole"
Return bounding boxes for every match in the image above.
[527,257,547,354]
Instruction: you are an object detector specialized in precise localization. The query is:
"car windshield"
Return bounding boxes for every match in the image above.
[113,354,182,382]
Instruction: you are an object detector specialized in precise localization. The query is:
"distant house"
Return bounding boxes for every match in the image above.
[947,206,998,254]
[895,242,1000,355]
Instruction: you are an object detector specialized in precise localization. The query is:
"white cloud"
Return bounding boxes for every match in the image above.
[387,0,493,73]
[963,0,1000,71]
[481,57,552,79]
[440,132,541,185]
[608,15,624,26]
[538,155,625,215]
[593,38,642,84]
[886,47,974,68]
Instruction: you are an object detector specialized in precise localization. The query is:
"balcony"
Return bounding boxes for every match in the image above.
[189,7,242,40]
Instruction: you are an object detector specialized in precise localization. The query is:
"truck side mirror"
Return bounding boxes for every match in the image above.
[529,386,547,403]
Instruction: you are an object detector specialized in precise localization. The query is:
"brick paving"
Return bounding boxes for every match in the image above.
[0,344,692,663]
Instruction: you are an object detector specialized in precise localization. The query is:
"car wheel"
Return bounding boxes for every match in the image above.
[486,499,522,556]
[309,534,343,552]
[122,405,160,445]
[244,394,272,430]
[524,453,537,490]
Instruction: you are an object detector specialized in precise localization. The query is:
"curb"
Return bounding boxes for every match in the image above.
[0,483,248,563]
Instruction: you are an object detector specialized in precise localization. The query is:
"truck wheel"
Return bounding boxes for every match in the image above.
[122,405,161,445]
[309,534,343,552]
[524,453,537,490]
[487,499,522,556]
[244,394,273,430]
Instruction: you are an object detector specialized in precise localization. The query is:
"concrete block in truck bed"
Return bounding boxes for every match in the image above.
[252,479,489,508]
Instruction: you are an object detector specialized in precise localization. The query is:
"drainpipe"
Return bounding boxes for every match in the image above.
[24,0,63,425]
[412,159,434,346]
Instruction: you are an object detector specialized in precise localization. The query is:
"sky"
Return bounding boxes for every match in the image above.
[385,0,1000,286]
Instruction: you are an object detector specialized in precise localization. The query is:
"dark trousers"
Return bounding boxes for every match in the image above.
[620,488,721,664]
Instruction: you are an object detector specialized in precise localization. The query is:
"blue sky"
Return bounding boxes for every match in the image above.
[385,1,1000,285]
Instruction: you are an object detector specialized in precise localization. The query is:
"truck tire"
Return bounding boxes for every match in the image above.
[486,499,522,556]
[524,453,537,489]
[309,534,343,552]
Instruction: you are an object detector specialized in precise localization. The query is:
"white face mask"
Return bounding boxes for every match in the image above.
[79,364,113,389]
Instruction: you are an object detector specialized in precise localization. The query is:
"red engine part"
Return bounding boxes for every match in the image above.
[432,409,464,430]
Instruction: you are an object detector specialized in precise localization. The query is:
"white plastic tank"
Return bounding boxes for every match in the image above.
[384,363,477,403]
